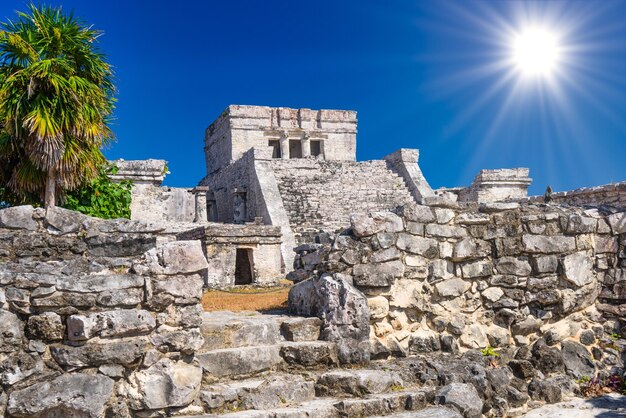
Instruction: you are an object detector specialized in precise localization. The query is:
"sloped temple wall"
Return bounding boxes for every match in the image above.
[0,206,208,417]
[290,201,626,362]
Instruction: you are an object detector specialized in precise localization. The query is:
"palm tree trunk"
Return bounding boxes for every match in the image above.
[44,167,57,207]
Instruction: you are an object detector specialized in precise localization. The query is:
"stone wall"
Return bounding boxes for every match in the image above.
[108,159,198,224]
[524,181,626,208]
[204,105,358,174]
[0,206,209,417]
[129,184,197,223]
[289,202,626,362]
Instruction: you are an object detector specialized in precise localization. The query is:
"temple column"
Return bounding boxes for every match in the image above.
[192,187,209,223]
[301,133,311,158]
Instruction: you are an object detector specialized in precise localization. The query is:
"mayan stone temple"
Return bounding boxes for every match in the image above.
[1,104,626,417]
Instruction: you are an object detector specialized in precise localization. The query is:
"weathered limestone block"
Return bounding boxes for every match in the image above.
[430,259,455,282]
[350,212,404,237]
[133,240,209,275]
[67,309,156,341]
[564,214,597,234]
[456,212,490,225]
[44,206,86,234]
[532,255,559,274]
[157,304,204,328]
[406,254,428,267]
[485,324,510,347]
[55,274,143,293]
[409,329,441,353]
[288,273,370,363]
[396,233,439,258]
[368,296,390,319]
[27,312,64,341]
[426,224,467,239]
[280,317,322,342]
[0,352,44,386]
[435,382,483,418]
[459,324,489,349]
[97,287,144,307]
[435,278,471,298]
[596,236,619,253]
[353,261,404,287]
[0,206,37,230]
[85,233,156,257]
[521,235,576,254]
[31,291,97,309]
[408,407,464,418]
[124,358,202,410]
[560,283,600,313]
[398,204,436,223]
[280,341,339,367]
[460,259,492,278]
[197,345,282,378]
[481,287,504,303]
[452,238,491,261]
[370,247,401,263]
[51,337,150,368]
[495,257,532,276]
[561,340,595,379]
[0,310,23,353]
[148,275,203,307]
[150,325,203,354]
[562,251,595,287]
[435,208,455,224]
[389,279,429,309]
[511,316,542,336]
[7,373,114,418]
[316,369,403,397]
[607,212,626,234]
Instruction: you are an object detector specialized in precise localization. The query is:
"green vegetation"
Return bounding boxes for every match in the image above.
[480,346,500,357]
[63,163,131,219]
[0,4,115,208]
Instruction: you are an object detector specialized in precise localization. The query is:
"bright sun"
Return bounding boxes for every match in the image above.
[513,28,560,77]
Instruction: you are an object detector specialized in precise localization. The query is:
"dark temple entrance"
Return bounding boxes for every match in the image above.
[234,248,254,285]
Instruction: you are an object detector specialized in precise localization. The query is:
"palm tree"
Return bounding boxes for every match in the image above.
[0,4,114,207]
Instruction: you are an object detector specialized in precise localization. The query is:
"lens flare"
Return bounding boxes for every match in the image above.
[512,28,560,76]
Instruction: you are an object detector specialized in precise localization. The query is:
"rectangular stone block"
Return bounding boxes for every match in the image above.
[521,235,576,254]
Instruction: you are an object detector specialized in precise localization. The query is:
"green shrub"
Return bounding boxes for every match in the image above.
[63,164,132,219]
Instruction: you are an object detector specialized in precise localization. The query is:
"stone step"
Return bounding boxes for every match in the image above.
[315,369,404,397]
[387,406,463,418]
[332,390,430,417]
[187,389,432,417]
[199,373,316,413]
[197,341,338,380]
[197,345,284,380]
[201,311,322,351]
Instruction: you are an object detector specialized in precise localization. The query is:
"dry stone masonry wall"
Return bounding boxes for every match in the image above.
[524,181,626,209]
[0,206,208,417]
[289,202,626,363]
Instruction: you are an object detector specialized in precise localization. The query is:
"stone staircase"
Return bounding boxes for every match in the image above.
[185,311,462,418]
[271,159,416,243]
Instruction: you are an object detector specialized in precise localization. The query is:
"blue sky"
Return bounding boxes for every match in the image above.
[2,0,625,194]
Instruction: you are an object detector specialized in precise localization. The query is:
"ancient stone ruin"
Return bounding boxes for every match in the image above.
[0,104,625,417]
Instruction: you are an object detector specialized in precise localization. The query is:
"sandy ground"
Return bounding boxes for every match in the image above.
[202,285,290,312]
[522,394,626,417]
